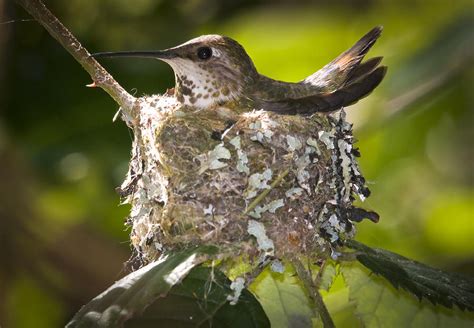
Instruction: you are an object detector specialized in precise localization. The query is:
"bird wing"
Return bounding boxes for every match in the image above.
[259,26,386,115]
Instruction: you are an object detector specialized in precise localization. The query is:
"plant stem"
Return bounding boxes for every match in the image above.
[313,260,327,290]
[13,0,137,117]
[291,257,335,328]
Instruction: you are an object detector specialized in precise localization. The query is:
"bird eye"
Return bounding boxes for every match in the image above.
[197,47,212,60]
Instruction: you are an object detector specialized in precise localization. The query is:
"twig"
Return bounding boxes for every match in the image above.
[291,257,335,328]
[13,0,137,118]
[312,259,327,290]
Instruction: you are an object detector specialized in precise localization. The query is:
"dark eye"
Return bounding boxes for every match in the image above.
[197,47,212,60]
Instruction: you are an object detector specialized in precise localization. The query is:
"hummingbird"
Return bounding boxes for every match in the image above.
[92,26,386,115]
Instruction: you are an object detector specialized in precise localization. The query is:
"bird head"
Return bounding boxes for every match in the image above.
[92,35,258,108]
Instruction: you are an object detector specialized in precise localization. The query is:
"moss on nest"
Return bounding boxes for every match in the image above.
[120,94,377,269]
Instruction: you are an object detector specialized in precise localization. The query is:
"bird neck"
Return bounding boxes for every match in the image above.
[174,73,242,109]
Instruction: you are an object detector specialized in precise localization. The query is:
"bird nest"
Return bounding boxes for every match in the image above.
[119,94,378,270]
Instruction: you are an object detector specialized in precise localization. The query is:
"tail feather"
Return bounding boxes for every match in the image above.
[263,66,387,115]
[303,26,383,90]
[342,26,383,62]
[262,26,386,115]
[325,66,387,110]
[346,56,383,85]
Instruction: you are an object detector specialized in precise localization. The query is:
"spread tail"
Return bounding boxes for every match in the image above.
[263,26,386,115]
[261,66,386,115]
[303,26,383,89]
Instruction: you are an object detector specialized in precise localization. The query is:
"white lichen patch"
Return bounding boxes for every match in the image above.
[285,187,304,199]
[306,137,321,155]
[203,204,214,216]
[197,143,231,174]
[244,169,272,199]
[351,160,361,176]
[250,129,273,143]
[318,130,335,149]
[246,112,278,143]
[229,136,241,149]
[295,154,312,194]
[247,219,274,255]
[328,214,343,231]
[321,214,341,243]
[305,142,320,167]
[267,199,284,212]
[236,151,250,174]
[248,198,284,218]
[226,277,246,305]
[286,135,303,151]
[270,259,284,273]
[338,139,353,202]
[229,136,250,174]
[248,207,263,219]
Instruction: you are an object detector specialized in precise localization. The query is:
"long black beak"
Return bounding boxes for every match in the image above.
[90,49,178,60]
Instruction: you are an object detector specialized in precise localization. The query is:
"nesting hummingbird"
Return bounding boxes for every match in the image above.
[92,26,386,115]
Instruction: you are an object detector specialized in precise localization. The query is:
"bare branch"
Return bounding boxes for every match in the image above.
[14,0,137,118]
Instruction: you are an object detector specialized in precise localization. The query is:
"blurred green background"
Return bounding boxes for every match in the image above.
[2,0,473,326]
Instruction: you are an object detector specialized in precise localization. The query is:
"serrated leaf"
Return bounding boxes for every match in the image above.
[252,262,364,328]
[346,240,474,312]
[341,262,474,328]
[250,266,315,328]
[319,273,363,328]
[126,266,270,328]
[317,262,337,291]
[67,246,218,327]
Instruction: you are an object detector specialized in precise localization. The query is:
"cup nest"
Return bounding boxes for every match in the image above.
[119,94,378,270]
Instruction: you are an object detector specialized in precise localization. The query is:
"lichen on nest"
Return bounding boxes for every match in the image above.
[119,94,379,270]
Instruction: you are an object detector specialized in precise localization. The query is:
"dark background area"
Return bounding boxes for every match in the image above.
[1,0,473,326]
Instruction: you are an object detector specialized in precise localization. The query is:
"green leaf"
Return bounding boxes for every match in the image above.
[67,246,218,327]
[346,240,474,312]
[251,262,362,328]
[126,266,270,328]
[319,269,363,328]
[318,261,337,291]
[250,266,315,328]
[341,262,474,328]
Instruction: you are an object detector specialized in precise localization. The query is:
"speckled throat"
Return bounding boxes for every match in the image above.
[171,63,244,109]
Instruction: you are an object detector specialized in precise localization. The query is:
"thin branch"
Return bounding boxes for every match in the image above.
[13,0,137,117]
[291,257,335,328]
[312,259,327,290]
